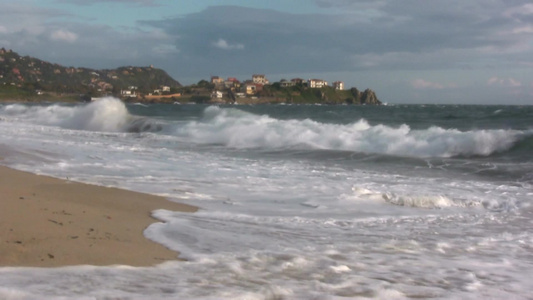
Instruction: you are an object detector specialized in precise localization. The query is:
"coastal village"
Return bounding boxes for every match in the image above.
[125,74,350,104]
[116,73,380,105]
[0,48,381,105]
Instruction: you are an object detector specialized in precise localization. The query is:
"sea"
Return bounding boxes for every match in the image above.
[0,97,532,299]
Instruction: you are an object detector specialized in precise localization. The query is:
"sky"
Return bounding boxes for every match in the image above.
[0,0,532,104]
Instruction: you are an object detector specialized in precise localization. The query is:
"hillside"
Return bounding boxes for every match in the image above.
[256,84,381,105]
[0,48,381,105]
[0,48,181,100]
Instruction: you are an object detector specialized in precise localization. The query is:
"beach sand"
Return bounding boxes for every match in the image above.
[0,165,197,267]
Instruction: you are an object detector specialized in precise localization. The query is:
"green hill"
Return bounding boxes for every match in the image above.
[258,83,381,105]
[0,48,181,101]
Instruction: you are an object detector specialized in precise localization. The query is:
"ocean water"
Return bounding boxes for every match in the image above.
[0,98,532,299]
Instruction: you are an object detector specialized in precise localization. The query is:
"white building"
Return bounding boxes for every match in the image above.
[121,90,137,97]
[212,90,223,98]
[308,79,328,88]
[252,74,269,85]
[332,81,344,90]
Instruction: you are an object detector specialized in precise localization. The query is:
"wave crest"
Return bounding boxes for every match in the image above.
[0,97,162,133]
[174,106,524,158]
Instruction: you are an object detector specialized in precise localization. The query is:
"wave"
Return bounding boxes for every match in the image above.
[173,106,528,158]
[1,102,529,158]
[0,97,162,133]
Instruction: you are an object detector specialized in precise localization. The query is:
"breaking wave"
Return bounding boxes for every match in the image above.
[0,97,162,133]
[1,101,529,158]
[174,106,528,158]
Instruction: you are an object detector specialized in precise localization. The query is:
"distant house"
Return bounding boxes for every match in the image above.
[211,90,223,98]
[332,81,344,90]
[245,82,264,95]
[280,79,294,87]
[224,77,241,89]
[121,89,137,98]
[245,84,257,95]
[211,76,224,86]
[252,74,269,85]
[161,86,171,92]
[308,79,328,88]
[291,78,305,85]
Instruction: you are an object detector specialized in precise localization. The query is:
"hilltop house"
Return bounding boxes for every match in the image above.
[308,79,328,88]
[291,78,305,85]
[280,79,295,87]
[245,82,264,95]
[211,76,224,87]
[245,83,257,95]
[332,81,344,90]
[252,74,269,85]
[225,77,241,89]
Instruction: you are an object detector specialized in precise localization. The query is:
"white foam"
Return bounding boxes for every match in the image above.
[1,103,524,158]
[349,186,453,208]
[1,97,131,132]
[172,106,522,158]
[383,193,455,208]
[1,103,532,299]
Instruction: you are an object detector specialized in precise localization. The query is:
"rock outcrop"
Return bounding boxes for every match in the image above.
[350,88,382,105]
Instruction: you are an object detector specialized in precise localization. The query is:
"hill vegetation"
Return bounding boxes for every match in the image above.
[255,83,380,105]
[0,48,381,105]
[0,48,181,102]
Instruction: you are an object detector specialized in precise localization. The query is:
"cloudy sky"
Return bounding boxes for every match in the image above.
[0,0,532,104]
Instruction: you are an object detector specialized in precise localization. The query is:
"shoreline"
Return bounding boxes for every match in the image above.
[0,165,198,267]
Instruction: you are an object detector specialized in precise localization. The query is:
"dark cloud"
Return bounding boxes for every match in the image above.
[0,1,531,103]
[141,2,531,78]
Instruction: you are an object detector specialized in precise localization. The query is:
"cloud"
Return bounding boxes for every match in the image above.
[0,4,68,34]
[50,29,78,43]
[152,44,179,55]
[411,79,445,89]
[504,3,533,19]
[487,77,522,87]
[141,2,533,78]
[212,38,244,50]
[511,25,533,34]
[57,0,159,6]
[1,1,532,104]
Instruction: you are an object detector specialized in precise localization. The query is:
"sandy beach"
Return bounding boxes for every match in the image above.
[0,165,197,267]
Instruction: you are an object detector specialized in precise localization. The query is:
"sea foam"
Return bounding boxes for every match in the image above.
[0,102,526,158]
[0,97,162,133]
[174,106,523,158]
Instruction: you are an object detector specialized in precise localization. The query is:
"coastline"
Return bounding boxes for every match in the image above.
[0,165,197,267]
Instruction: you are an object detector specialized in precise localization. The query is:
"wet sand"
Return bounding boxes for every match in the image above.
[0,165,197,267]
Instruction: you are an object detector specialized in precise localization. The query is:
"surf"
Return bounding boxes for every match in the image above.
[170,106,525,159]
